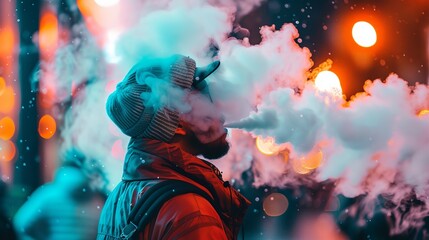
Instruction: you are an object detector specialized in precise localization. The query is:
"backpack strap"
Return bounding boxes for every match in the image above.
[120,180,217,240]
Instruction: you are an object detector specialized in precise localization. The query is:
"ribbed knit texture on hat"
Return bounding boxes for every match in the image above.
[106,55,196,142]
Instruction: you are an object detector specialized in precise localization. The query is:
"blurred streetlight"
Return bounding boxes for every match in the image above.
[352,21,377,47]
[38,114,56,140]
[314,70,343,96]
[263,193,289,217]
[255,136,282,155]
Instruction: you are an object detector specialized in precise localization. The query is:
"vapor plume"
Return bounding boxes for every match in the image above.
[38,0,429,235]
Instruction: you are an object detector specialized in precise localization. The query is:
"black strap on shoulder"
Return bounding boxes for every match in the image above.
[120,180,216,240]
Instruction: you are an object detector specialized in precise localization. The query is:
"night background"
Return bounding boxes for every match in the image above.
[0,0,429,239]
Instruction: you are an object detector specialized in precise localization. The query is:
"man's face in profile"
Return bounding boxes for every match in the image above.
[179,91,230,159]
[181,125,230,159]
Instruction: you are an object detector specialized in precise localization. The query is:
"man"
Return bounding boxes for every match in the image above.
[97,55,250,240]
[14,148,107,240]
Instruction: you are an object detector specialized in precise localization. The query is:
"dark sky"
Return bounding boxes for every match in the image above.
[239,0,429,97]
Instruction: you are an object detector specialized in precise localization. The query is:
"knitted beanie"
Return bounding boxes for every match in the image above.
[106,55,196,142]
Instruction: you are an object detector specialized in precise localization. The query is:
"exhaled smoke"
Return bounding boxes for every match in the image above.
[45,0,429,235]
[224,108,278,130]
[219,75,429,234]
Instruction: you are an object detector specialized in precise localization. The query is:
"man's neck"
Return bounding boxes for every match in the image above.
[171,134,202,156]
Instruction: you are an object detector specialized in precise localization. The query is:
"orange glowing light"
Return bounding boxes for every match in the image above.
[77,0,120,39]
[301,150,323,170]
[263,193,289,217]
[0,77,5,95]
[292,158,312,175]
[77,0,92,17]
[314,70,343,96]
[0,86,15,114]
[352,21,377,47]
[256,136,281,155]
[39,10,58,55]
[280,150,290,164]
[0,117,15,140]
[95,0,120,7]
[0,26,15,56]
[418,109,429,117]
[0,140,16,162]
[38,115,57,139]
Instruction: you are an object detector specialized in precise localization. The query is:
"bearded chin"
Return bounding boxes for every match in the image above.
[186,132,230,160]
[200,140,230,159]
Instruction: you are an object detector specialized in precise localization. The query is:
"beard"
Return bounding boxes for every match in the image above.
[185,131,230,159]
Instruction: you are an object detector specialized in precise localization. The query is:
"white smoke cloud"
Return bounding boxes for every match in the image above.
[60,81,123,190]
[210,23,313,121]
[116,0,233,69]
[43,0,429,235]
[225,74,429,192]
[47,0,269,188]
[223,74,429,234]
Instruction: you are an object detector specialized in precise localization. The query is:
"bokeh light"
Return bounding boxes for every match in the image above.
[0,140,16,162]
[301,150,323,170]
[94,0,120,7]
[0,117,15,140]
[352,21,377,47]
[291,158,312,175]
[111,139,125,159]
[0,86,15,113]
[418,109,429,117]
[314,70,343,96]
[263,193,289,217]
[38,114,57,139]
[105,80,117,94]
[0,77,5,95]
[39,9,58,55]
[77,0,121,43]
[0,26,15,56]
[255,136,281,155]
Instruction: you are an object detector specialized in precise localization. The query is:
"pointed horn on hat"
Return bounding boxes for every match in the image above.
[192,60,220,90]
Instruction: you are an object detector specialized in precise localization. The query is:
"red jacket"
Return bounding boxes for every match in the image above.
[97,138,250,240]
